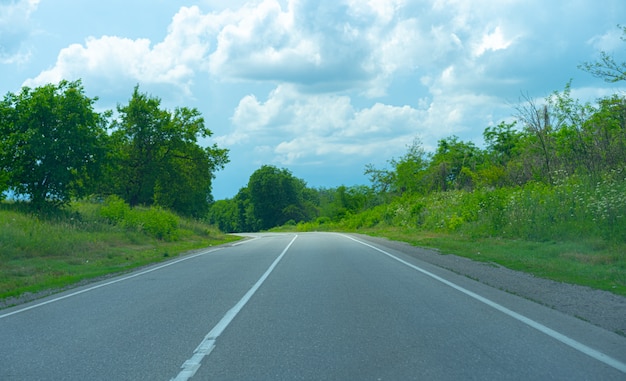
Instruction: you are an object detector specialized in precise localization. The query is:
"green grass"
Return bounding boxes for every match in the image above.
[0,202,241,302]
[359,227,626,297]
[285,173,626,297]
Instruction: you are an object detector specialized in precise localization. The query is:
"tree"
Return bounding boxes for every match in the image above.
[584,95,626,171]
[108,86,228,215]
[483,121,522,167]
[425,136,482,191]
[392,138,429,195]
[364,163,395,194]
[365,138,428,196]
[579,25,626,83]
[247,165,307,230]
[0,80,106,207]
[514,93,561,184]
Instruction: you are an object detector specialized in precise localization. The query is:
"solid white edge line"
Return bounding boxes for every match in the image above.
[231,236,261,246]
[170,234,298,381]
[0,247,223,319]
[341,234,626,374]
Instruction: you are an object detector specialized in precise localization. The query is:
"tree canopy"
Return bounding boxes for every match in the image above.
[0,80,107,207]
[106,86,229,217]
[0,82,228,215]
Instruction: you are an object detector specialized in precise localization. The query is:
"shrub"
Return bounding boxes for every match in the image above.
[135,207,180,241]
[99,195,130,223]
[98,196,180,241]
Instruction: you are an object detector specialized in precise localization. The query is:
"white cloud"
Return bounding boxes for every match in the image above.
[588,27,625,52]
[23,5,212,94]
[207,0,432,95]
[473,26,514,57]
[219,85,433,165]
[0,0,39,64]
[12,0,626,198]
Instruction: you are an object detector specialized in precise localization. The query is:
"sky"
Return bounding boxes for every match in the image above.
[1,0,625,200]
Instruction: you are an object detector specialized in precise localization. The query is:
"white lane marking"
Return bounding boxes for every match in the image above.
[0,248,223,319]
[171,234,298,381]
[231,236,260,246]
[341,234,626,374]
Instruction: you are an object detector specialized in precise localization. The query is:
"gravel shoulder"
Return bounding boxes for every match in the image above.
[357,234,626,336]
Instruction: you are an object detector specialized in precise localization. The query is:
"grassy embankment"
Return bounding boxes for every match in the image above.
[289,172,626,297]
[0,197,240,303]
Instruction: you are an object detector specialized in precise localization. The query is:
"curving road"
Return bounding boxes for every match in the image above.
[1,232,625,380]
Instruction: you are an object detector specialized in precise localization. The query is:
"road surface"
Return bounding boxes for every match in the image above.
[1,232,625,380]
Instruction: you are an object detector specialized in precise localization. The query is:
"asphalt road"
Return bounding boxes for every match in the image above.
[1,232,625,380]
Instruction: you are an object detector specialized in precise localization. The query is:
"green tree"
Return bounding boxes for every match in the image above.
[584,95,626,171]
[364,138,428,196]
[425,136,482,191]
[514,93,561,184]
[0,80,106,207]
[393,138,429,195]
[208,198,240,233]
[483,121,522,167]
[108,86,228,216]
[247,165,307,230]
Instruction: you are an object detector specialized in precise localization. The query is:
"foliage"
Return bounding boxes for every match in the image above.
[247,165,304,230]
[332,170,626,246]
[365,138,428,196]
[99,195,130,224]
[208,168,374,233]
[106,86,229,217]
[0,200,239,301]
[0,82,228,218]
[0,80,107,207]
[99,195,180,241]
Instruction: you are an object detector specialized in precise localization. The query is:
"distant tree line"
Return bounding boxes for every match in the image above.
[209,27,626,233]
[365,84,626,197]
[209,80,626,233]
[0,81,229,217]
[208,165,375,232]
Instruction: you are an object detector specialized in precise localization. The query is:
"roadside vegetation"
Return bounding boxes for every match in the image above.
[0,82,233,305]
[0,199,239,302]
[1,26,625,303]
[210,29,626,296]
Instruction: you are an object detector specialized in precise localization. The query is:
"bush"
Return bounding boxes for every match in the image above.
[137,207,179,241]
[98,196,180,241]
[335,168,626,245]
[99,195,130,223]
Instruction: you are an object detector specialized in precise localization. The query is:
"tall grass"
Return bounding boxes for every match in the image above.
[0,200,239,302]
[294,170,626,295]
[333,168,626,243]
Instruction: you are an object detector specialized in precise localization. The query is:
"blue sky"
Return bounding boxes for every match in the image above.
[1,0,625,200]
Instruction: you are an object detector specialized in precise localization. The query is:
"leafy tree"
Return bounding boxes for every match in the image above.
[425,136,482,191]
[208,198,240,233]
[247,165,309,230]
[108,86,228,216]
[584,94,626,171]
[514,93,561,184]
[393,138,429,194]
[483,121,522,167]
[365,138,428,196]
[0,80,106,207]
[479,121,525,187]
[364,163,395,195]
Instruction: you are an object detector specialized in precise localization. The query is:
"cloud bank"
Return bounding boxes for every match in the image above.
[13,0,625,195]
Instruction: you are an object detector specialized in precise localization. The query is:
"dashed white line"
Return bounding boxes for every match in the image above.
[170,234,298,381]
